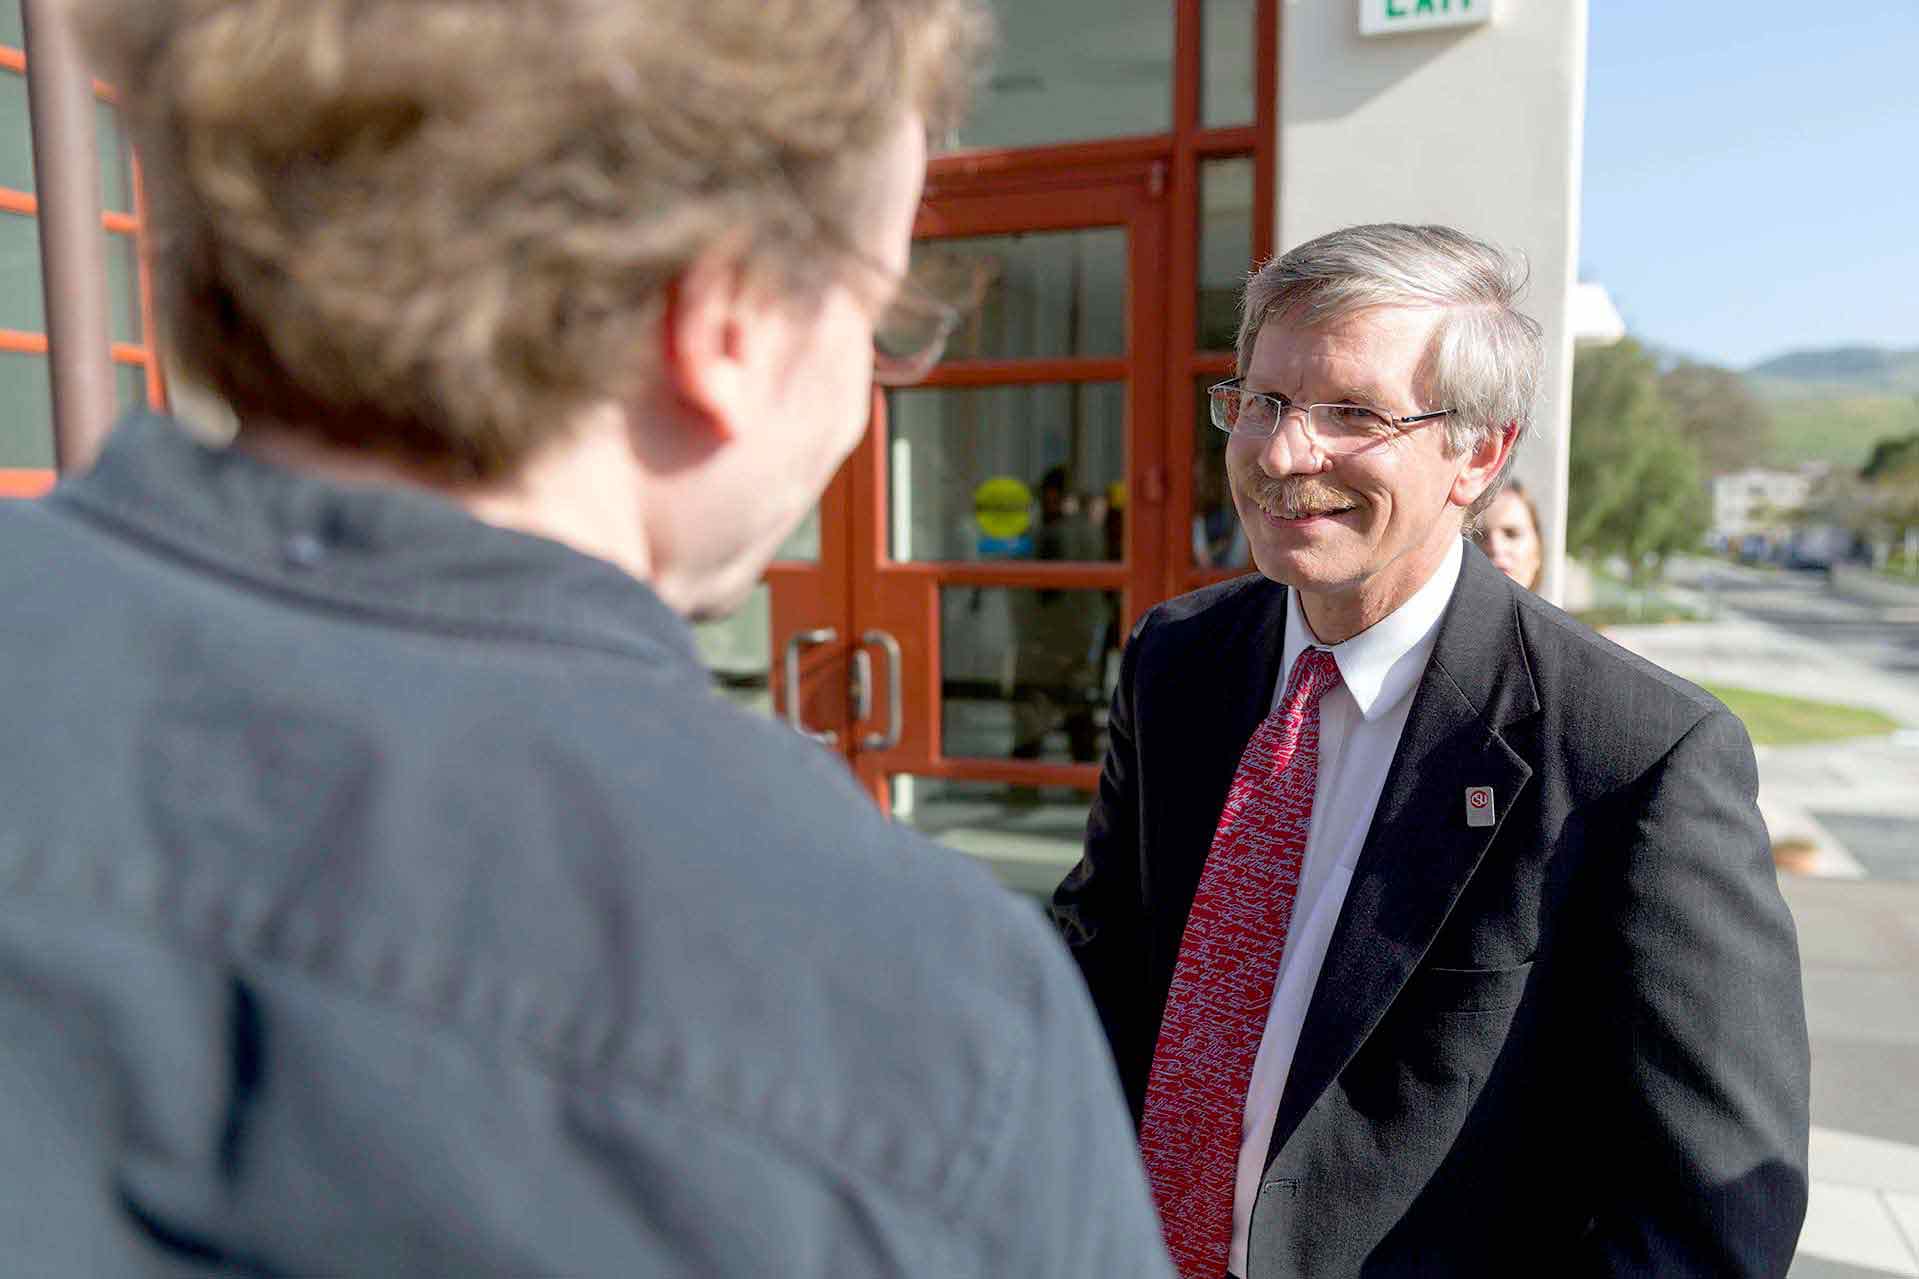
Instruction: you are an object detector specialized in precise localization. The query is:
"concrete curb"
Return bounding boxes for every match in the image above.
[1759,793,1867,880]
[1832,564,1919,613]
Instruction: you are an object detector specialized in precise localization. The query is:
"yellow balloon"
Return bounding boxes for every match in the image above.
[973,476,1033,540]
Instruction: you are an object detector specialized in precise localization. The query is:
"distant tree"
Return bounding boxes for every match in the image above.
[1862,427,1919,481]
[1568,339,1709,581]
[1659,360,1774,477]
[1861,427,1919,549]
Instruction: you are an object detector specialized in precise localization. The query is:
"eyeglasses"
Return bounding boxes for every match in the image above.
[1207,379,1453,453]
[870,269,966,386]
[809,230,969,386]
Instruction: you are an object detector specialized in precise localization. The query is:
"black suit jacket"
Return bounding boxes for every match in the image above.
[1052,543,1810,1277]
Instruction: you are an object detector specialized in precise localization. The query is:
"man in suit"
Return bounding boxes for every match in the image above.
[1051,224,1810,1278]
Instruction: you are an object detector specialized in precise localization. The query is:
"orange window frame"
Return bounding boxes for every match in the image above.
[0,44,166,490]
[921,0,1277,605]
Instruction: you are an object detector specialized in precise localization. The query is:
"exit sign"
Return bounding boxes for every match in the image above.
[1360,0,1494,37]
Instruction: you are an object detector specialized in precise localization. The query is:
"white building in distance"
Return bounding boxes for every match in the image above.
[1711,464,1834,542]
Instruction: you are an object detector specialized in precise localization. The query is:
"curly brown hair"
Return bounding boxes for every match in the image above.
[70,0,992,480]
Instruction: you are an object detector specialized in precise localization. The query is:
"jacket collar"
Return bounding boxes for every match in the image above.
[1280,535,1462,721]
[52,414,701,670]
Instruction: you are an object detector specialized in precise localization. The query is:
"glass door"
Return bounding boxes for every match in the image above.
[695,0,1275,899]
[691,468,855,752]
[843,166,1169,895]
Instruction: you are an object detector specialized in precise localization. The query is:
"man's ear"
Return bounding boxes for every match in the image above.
[1452,421,1519,509]
[658,247,753,444]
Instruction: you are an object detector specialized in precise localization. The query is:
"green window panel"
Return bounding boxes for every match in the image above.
[1203,0,1257,128]
[1,71,34,194]
[1,2,21,52]
[115,360,146,417]
[959,0,1172,150]
[97,98,133,214]
[0,348,54,468]
[0,208,42,333]
[105,229,140,344]
[1198,156,1253,351]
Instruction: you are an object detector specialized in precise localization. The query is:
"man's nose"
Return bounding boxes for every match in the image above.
[1254,407,1328,478]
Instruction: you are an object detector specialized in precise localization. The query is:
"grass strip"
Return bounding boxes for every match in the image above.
[1701,684,1899,747]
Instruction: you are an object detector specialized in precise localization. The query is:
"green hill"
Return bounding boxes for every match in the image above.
[1765,395,1919,469]
[1747,346,1919,396]
[1740,345,1919,469]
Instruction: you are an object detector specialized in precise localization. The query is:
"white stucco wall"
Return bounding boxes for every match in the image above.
[1276,0,1588,603]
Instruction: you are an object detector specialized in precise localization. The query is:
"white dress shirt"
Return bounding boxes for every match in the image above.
[1227,536,1464,1276]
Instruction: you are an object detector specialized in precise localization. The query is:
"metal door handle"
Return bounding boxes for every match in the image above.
[850,648,874,724]
[782,627,839,745]
[859,629,903,752]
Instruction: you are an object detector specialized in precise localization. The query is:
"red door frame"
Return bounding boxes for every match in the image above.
[847,166,1171,808]
[764,0,1279,808]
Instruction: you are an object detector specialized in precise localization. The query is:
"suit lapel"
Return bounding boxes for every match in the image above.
[1266,546,1540,1160]
[1153,579,1291,914]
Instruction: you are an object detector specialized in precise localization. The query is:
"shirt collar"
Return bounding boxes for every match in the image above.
[53,413,702,671]
[1280,534,1463,721]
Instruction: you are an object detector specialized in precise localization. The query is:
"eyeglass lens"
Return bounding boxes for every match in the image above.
[1210,388,1393,445]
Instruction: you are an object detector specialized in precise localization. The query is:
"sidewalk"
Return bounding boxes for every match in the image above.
[1797,1127,1919,1277]
[1782,877,1919,1278]
[1601,615,1919,880]
[1602,616,1919,728]
[1832,564,1919,615]
[1599,598,1919,1274]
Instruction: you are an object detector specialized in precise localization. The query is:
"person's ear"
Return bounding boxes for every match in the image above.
[658,247,756,444]
[1451,421,1519,510]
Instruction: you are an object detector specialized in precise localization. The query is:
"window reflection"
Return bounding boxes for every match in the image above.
[941,586,1121,764]
[1199,157,1255,350]
[115,363,147,416]
[887,383,1126,563]
[692,583,775,718]
[95,100,135,215]
[106,233,143,345]
[1202,0,1257,127]
[0,211,44,333]
[958,0,1172,150]
[1193,379,1251,569]
[0,74,37,193]
[891,775,1091,900]
[914,229,1127,364]
[0,350,54,468]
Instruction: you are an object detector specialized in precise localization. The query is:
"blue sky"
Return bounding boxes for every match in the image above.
[1582,3,1919,369]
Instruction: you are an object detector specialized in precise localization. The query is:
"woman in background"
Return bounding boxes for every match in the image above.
[1476,480,1543,590]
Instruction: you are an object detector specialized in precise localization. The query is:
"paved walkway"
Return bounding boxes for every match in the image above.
[1798,1128,1919,1277]
[1600,606,1919,1275]
[1784,879,1919,1277]
[1603,616,1919,728]
[1603,615,1919,880]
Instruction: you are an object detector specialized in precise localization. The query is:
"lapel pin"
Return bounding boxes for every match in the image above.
[1465,786,1496,828]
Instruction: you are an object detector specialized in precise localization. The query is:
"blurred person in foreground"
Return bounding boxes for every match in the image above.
[1051,224,1809,1278]
[1473,479,1543,590]
[0,1,1173,1274]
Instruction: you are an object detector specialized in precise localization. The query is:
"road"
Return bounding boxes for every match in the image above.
[1670,558,1919,682]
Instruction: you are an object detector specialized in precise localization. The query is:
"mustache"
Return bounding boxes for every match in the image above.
[1237,475,1361,518]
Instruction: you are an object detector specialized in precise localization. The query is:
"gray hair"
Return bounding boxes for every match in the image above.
[1235,224,1544,513]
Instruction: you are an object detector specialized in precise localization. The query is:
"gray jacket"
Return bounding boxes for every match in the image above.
[0,415,1172,1277]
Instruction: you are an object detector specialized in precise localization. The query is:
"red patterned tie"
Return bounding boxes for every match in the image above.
[1137,646,1343,1278]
